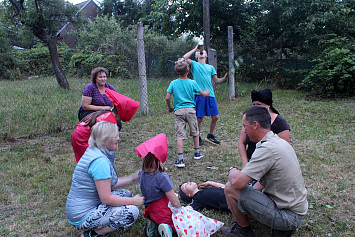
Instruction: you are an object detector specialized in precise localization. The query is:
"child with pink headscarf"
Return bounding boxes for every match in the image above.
[136,133,181,237]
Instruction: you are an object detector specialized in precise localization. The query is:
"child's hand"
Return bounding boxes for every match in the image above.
[198,181,211,189]
[132,194,144,206]
[169,108,174,112]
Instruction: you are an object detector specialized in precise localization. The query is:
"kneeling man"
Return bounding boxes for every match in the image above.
[221,105,307,237]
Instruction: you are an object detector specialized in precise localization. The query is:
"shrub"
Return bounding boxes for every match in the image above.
[299,37,354,97]
[69,47,130,78]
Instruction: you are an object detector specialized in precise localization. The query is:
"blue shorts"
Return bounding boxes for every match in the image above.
[194,95,219,117]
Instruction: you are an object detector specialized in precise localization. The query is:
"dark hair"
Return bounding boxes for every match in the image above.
[179,185,193,204]
[91,67,108,84]
[81,106,118,128]
[174,58,189,75]
[141,152,166,173]
[244,105,271,130]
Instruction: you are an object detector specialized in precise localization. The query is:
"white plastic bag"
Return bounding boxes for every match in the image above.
[169,204,224,237]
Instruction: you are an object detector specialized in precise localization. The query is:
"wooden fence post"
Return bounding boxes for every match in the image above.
[228,26,235,99]
[137,22,149,115]
[208,48,217,89]
[203,0,211,51]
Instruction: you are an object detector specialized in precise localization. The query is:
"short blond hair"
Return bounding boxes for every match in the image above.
[88,121,118,152]
[174,58,189,75]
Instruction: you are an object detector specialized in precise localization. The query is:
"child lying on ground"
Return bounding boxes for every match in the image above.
[179,181,230,212]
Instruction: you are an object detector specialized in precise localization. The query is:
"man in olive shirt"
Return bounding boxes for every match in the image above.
[221,106,308,237]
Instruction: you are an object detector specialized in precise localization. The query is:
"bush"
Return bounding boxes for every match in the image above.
[299,37,354,97]
[69,47,131,78]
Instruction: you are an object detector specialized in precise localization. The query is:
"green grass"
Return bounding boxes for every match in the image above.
[0,77,354,236]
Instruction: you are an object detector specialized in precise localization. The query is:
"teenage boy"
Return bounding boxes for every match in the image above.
[183,44,228,145]
[165,58,209,168]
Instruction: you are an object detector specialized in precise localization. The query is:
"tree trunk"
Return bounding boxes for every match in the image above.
[46,37,70,89]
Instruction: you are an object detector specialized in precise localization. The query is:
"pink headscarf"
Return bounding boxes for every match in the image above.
[105,88,140,122]
[135,133,167,163]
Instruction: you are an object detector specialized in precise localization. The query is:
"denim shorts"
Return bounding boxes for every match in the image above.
[238,185,305,231]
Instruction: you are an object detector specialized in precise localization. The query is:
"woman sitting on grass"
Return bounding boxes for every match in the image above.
[78,67,116,121]
[66,121,144,237]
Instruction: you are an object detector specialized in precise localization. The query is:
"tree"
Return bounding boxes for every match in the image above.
[6,0,78,89]
[101,0,155,27]
[299,36,354,97]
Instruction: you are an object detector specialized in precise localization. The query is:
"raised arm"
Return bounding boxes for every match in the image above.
[183,44,199,65]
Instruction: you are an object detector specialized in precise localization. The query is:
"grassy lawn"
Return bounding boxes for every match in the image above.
[0,77,354,236]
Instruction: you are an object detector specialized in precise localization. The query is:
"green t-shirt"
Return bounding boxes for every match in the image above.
[190,60,216,97]
[167,78,201,111]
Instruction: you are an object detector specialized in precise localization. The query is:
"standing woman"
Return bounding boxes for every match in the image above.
[238,89,290,167]
[78,67,116,121]
[66,121,144,237]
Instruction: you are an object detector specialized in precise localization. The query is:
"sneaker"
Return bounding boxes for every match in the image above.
[220,222,255,237]
[158,224,173,237]
[194,151,204,160]
[144,218,158,237]
[174,159,185,168]
[199,136,204,146]
[205,134,221,145]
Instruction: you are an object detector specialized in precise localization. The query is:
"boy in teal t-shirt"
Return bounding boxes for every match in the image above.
[165,58,210,168]
[183,44,228,145]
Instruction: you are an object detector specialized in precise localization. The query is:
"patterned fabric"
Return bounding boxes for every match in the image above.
[75,189,139,232]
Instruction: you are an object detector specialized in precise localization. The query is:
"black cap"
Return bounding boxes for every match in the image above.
[251,89,279,114]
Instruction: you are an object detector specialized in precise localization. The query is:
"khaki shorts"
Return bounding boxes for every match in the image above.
[238,185,305,231]
[174,107,199,140]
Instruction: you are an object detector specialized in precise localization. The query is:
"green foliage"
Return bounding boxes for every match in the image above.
[70,47,130,78]
[100,0,154,27]
[0,20,14,79]
[299,36,354,97]
[14,44,51,76]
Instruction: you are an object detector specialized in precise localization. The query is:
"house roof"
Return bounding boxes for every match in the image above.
[56,0,99,37]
